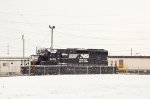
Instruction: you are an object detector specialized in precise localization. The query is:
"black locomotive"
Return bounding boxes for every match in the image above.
[21,48,117,75]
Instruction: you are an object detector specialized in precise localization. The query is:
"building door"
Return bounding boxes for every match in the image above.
[119,59,124,68]
[10,62,14,75]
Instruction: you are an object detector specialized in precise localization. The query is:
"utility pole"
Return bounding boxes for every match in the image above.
[7,43,9,56]
[22,35,25,67]
[49,25,55,50]
[22,35,25,58]
[36,46,37,54]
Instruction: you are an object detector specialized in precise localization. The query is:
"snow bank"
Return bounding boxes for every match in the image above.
[0,75,150,99]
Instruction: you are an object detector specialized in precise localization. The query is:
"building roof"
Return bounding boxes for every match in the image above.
[0,57,29,61]
[108,56,150,59]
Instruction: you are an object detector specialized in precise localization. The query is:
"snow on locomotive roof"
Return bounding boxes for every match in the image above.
[44,48,107,51]
[60,48,108,52]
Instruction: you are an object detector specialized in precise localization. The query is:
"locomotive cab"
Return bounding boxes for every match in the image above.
[30,55,39,65]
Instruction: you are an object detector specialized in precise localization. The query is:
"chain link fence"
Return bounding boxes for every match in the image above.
[21,65,117,75]
[1,66,150,76]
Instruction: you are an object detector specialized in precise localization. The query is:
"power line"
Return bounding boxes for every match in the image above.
[55,30,150,41]
[55,30,112,40]
[0,19,41,25]
[0,11,150,17]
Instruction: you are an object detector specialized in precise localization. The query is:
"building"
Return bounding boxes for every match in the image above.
[0,57,29,76]
[108,56,150,74]
[1,55,150,75]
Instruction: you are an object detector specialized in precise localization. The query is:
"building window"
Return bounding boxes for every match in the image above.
[3,63,8,66]
[3,63,6,66]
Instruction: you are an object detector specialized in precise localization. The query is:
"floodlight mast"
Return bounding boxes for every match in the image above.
[49,25,55,50]
[22,34,25,58]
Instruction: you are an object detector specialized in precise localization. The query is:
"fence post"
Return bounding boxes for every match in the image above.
[138,65,140,75]
[100,66,101,74]
[59,65,61,75]
[28,65,30,76]
[87,66,89,74]
[74,67,75,74]
[0,65,1,76]
[112,66,114,74]
[44,66,45,75]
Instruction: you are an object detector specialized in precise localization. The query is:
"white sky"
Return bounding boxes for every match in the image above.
[0,0,150,56]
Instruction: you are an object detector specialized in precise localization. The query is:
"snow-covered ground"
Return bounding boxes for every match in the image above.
[0,75,150,99]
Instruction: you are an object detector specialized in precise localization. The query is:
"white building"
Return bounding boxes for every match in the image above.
[0,57,29,76]
[108,56,150,74]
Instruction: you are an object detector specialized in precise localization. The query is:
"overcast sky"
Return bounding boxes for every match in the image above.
[0,0,150,56]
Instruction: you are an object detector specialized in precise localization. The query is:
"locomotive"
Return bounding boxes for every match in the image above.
[21,48,117,75]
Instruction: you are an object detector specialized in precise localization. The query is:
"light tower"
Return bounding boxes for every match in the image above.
[49,25,55,50]
[22,34,25,58]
